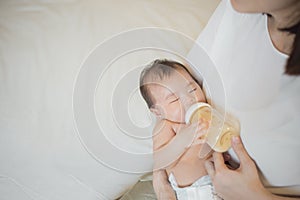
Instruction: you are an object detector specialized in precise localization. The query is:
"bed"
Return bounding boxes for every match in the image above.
[0,0,220,199]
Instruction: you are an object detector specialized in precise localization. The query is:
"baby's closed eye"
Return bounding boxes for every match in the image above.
[188,87,197,93]
[169,98,179,104]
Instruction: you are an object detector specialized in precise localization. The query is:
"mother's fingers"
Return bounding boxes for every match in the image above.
[205,160,215,179]
[205,152,227,180]
[213,152,227,171]
[231,136,252,166]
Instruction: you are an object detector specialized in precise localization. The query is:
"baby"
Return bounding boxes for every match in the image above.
[139,59,222,199]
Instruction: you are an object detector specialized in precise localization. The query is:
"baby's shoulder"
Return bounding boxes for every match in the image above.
[152,120,177,150]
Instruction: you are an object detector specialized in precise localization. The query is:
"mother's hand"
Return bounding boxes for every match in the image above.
[204,136,273,200]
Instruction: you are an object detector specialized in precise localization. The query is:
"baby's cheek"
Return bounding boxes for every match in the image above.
[175,104,185,120]
[197,91,206,102]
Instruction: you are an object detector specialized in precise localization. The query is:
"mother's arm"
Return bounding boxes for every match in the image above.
[153,170,176,200]
[205,136,300,200]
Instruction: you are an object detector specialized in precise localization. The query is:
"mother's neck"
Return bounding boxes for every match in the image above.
[267,2,300,55]
[267,2,300,30]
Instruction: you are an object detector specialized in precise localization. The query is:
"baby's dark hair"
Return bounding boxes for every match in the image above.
[139,59,199,108]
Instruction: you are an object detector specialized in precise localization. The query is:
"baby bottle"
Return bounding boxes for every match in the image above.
[185,102,240,158]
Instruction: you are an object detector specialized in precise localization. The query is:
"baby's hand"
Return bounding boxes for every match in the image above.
[178,119,209,148]
[191,119,209,146]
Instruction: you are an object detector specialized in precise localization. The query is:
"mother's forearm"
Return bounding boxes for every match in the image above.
[152,170,176,200]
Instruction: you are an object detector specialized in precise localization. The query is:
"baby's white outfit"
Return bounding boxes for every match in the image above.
[168,173,222,200]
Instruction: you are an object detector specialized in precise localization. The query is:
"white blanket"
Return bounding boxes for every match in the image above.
[0,0,219,199]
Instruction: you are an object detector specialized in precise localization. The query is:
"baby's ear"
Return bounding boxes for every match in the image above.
[150,105,162,118]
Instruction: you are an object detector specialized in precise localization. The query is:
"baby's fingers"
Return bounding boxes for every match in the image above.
[195,121,209,136]
[191,138,206,146]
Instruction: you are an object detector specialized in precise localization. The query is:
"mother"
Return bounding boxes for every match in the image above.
[154,0,300,199]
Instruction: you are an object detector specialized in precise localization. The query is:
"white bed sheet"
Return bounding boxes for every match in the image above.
[0,0,220,199]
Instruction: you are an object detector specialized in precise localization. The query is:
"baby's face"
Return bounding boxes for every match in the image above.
[149,69,206,123]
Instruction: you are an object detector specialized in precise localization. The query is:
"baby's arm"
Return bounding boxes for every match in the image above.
[152,120,176,152]
[153,120,208,170]
[152,120,177,200]
[152,120,178,170]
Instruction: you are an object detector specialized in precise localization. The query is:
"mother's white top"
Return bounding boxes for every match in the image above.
[188,0,300,196]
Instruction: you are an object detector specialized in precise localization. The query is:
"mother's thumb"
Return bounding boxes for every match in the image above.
[231,136,252,166]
